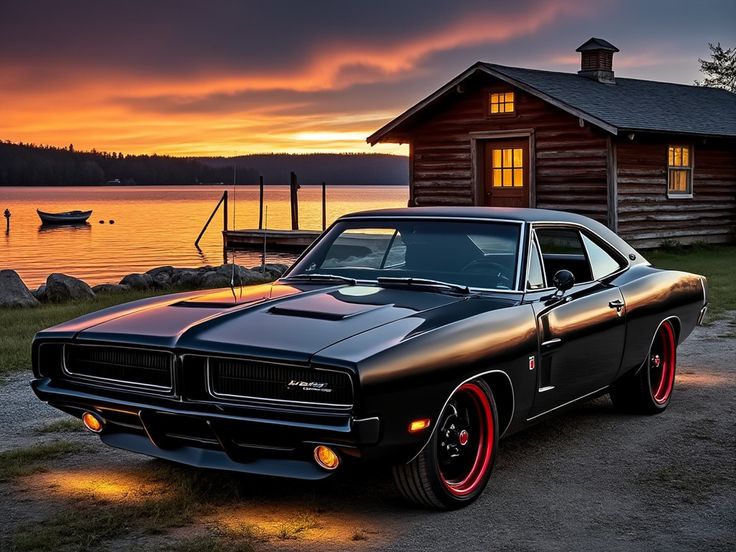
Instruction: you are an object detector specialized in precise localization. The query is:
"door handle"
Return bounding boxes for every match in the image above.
[541,338,562,350]
[608,299,625,314]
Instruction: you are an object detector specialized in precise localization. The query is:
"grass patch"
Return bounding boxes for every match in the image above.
[646,244,736,318]
[4,462,248,552]
[34,417,84,435]
[0,441,82,481]
[351,529,370,541]
[275,512,322,540]
[0,289,169,377]
[167,525,260,552]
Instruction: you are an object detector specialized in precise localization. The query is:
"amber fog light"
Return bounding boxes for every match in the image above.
[313,445,340,470]
[82,412,104,433]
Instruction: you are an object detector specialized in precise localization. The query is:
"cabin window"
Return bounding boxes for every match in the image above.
[492,148,524,187]
[489,91,515,114]
[667,145,692,196]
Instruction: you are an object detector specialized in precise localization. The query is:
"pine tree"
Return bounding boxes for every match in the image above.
[695,43,736,92]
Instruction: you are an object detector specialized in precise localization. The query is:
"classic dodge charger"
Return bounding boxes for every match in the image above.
[31,207,708,509]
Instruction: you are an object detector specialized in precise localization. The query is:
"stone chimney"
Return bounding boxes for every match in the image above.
[576,37,619,84]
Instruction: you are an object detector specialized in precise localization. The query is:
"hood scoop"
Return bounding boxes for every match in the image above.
[267,292,386,321]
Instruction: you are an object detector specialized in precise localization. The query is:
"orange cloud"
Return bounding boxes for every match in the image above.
[0,0,592,156]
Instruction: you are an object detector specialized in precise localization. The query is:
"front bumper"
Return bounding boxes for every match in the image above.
[31,377,380,480]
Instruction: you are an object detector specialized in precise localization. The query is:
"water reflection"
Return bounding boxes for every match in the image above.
[38,222,92,233]
[3,185,408,287]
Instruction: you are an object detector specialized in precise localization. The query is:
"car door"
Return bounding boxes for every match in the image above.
[525,226,628,419]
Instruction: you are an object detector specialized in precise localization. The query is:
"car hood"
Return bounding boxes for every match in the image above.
[45,283,485,363]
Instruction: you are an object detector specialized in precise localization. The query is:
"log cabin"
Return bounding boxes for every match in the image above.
[367,38,736,248]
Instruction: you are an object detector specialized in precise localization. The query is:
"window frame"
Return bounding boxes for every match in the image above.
[525,230,547,290]
[523,223,629,292]
[486,89,517,118]
[284,216,527,293]
[666,144,694,199]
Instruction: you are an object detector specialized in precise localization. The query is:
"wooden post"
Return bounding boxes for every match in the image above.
[289,171,299,230]
[194,190,228,250]
[258,175,264,230]
[321,182,327,230]
[222,190,228,264]
[3,209,9,233]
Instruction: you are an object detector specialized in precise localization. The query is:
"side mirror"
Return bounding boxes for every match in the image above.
[552,269,575,295]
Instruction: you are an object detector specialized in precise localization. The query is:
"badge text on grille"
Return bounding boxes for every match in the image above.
[287,380,333,393]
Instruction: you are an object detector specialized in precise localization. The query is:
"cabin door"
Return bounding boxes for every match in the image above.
[483,140,529,208]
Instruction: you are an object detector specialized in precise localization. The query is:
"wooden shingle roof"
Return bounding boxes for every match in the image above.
[367,63,736,144]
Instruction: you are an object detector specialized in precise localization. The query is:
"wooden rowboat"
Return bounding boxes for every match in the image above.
[37,209,93,224]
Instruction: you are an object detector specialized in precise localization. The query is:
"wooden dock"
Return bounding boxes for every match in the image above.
[223,229,321,251]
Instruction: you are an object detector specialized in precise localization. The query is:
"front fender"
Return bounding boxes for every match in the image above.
[314,302,538,462]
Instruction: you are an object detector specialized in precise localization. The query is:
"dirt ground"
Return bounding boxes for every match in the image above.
[1,316,734,551]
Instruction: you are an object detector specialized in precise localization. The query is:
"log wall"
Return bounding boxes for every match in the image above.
[408,77,610,224]
[616,138,736,248]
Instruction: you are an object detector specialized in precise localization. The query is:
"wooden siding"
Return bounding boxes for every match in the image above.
[616,138,736,248]
[408,79,611,224]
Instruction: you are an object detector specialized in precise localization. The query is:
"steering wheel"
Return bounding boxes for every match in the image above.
[461,258,512,287]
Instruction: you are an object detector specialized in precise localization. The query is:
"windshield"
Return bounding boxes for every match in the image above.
[287,219,522,290]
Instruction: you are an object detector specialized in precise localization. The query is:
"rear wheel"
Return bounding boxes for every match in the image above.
[392,379,498,509]
[610,320,677,414]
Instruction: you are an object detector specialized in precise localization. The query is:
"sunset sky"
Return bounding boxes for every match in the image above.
[1,0,733,157]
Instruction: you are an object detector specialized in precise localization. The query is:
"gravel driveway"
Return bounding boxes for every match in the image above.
[1,317,734,551]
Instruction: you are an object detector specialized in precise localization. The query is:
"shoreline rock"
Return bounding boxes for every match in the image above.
[0,263,291,308]
[0,269,40,308]
[46,273,96,303]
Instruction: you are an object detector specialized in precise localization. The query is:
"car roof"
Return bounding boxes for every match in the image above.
[339,206,646,264]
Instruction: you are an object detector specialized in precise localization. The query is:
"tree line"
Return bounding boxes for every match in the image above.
[0,141,408,186]
[0,141,251,186]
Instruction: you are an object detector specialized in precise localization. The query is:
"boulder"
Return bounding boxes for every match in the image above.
[46,273,95,303]
[0,270,39,308]
[217,264,272,285]
[120,272,153,290]
[239,269,272,285]
[92,283,130,294]
[145,265,175,279]
[170,269,200,288]
[151,271,172,289]
[199,271,233,289]
[250,263,290,278]
[32,284,47,302]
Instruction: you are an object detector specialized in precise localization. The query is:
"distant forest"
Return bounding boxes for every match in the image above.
[0,141,409,186]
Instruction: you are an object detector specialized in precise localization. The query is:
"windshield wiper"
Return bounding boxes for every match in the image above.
[377,277,470,295]
[282,273,357,285]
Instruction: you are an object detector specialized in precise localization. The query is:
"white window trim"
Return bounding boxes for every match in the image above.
[666,144,694,199]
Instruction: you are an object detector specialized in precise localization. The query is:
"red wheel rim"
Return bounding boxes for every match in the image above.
[650,321,676,404]
[437,383,494,497]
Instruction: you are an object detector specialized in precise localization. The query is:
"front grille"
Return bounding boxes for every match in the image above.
[64,345,173,391]
[208,357,353,407]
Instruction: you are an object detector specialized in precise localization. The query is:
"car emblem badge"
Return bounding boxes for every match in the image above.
[458,429,469,446]
[287,380,332,393]
[529,355,535,370]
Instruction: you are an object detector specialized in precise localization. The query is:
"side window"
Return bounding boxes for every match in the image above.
[535,228,593,283]
[526,236,545,289]
[581,233,624,280]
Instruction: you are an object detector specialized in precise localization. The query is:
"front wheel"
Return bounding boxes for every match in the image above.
[392,379,498,509]
[610,319,677,414]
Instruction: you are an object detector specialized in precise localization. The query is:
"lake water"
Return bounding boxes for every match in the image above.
[1,185,408,287]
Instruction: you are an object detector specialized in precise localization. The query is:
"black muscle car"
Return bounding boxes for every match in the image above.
[31,207,709,509]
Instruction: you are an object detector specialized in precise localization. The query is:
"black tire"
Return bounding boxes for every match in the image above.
[610,319,677,414]
[392,379,498,509]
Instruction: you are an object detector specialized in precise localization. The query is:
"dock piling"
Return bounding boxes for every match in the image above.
[322,182,326,230]
[289,171,299,230]
[258,175,264,230]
